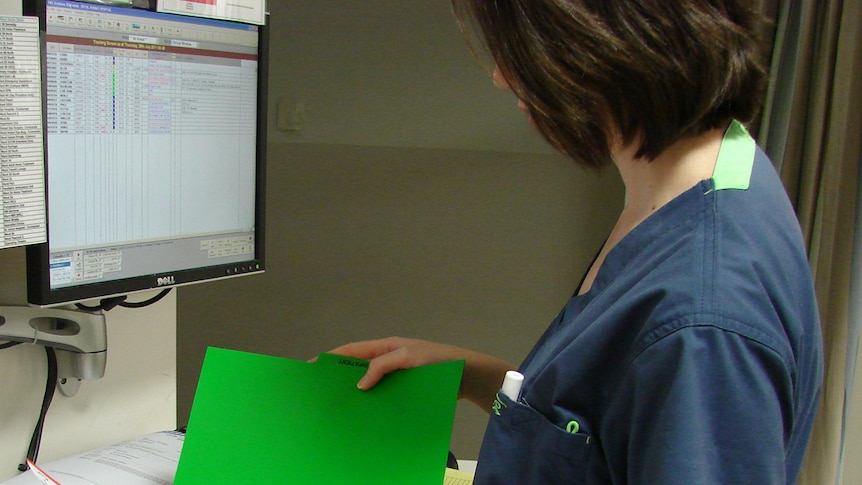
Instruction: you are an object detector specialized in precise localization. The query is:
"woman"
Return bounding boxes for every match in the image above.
[329,0,823,483]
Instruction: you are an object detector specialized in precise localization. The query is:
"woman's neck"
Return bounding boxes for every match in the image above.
[614,125,727,223]
[576,124,728,296]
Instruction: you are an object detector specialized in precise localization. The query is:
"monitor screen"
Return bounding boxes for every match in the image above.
[24,0,267,307]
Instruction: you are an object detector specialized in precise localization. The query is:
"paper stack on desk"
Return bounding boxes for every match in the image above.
[174,347,465,485]
[0,431,184,485]
[0,430,473,485]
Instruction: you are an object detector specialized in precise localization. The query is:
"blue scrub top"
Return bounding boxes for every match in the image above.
[473,122,823,485]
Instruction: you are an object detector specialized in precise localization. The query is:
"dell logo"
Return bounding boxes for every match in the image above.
[156,276,176,287]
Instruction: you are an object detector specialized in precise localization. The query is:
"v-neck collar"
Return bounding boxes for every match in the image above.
[576,120,758,298]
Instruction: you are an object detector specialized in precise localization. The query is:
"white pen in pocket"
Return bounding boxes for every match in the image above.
[501,370,524,402]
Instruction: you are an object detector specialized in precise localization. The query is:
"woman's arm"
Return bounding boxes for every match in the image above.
[327,336,514,412]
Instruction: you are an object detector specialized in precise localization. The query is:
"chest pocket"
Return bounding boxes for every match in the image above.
[474,392,593,484]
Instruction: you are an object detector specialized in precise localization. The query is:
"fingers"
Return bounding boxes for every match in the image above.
[357,349,406,390]
[326,337,437,391]
[327,337,402,361]
[320,337,408,390]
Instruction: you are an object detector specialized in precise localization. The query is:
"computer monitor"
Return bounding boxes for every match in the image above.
[24,0,268,307]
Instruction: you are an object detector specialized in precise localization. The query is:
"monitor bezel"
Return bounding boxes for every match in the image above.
[24,0,268,307]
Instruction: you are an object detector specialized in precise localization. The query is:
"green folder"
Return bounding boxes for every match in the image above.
[174,347,464,484]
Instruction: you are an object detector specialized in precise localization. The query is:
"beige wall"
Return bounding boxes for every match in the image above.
[177,143,624,458]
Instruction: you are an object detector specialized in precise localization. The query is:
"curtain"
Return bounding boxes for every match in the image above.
[842,152,862,483]
[755,1,862,484]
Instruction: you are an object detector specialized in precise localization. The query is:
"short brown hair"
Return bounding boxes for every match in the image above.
[452,0,769,169]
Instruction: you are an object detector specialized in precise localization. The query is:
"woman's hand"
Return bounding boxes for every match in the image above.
[326,336,514,412]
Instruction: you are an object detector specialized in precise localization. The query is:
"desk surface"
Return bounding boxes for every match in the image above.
[1,432,477,485]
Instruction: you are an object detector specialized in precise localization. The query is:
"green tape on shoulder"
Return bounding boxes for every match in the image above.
[712,120,756,191]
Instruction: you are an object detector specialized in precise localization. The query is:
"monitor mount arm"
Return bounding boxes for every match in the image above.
[0,306,107,397]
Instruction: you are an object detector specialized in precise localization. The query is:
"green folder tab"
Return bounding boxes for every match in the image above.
[175,347,464,484]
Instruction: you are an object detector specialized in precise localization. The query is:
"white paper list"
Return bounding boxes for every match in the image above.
[0,16,46,249]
